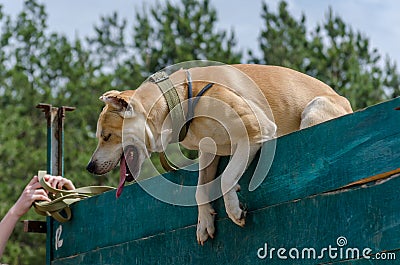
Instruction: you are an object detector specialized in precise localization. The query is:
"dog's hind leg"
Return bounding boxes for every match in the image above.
[221,142,260,227]
[196,151,220,245]
[300,96,352,129]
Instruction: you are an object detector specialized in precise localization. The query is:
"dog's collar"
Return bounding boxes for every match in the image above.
[149,70,214,143]
[149,71,188,143]
[149,70,214,172]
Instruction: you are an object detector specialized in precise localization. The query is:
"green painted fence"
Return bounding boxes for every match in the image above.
[47,98,400,264]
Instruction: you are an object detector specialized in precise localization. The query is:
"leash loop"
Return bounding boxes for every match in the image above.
[33,171,115,223]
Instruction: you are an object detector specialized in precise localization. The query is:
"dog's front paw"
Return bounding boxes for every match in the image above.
[224,188,246,227]
[197,204,216,245]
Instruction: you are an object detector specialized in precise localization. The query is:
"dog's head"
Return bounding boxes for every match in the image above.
[86,90,149,198]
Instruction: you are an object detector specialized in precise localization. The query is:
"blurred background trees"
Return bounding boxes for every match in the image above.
[0,0,399,263]
[249,1,400,109]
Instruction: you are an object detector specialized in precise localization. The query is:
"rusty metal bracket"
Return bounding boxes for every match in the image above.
[36,104,75,176]
[23,220,47,233]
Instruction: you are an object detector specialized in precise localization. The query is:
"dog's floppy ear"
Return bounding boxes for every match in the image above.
[100,90,136,118]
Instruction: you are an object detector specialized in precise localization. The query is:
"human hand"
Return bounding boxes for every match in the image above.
[10,175,50,218]
[43,174,75,190]
[10,175,75,218]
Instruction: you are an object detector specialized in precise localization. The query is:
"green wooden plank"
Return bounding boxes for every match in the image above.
[235,97,400,208]
[49,180,198,260]
[48,98,400,262]
[51,174,400,265]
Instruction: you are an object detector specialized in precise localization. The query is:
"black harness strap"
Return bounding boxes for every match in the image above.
[186,70,214,130]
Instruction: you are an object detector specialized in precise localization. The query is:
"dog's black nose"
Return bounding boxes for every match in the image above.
[86,161,96,173]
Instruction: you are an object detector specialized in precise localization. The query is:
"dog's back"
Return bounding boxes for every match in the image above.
[232,64,353,136]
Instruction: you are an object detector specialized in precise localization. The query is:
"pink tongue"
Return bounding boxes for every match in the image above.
[116,153,126,198]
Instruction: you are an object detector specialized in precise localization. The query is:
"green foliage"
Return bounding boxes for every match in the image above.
[133,0,241,74]
[250,1,400,109]
[0,0,399,263]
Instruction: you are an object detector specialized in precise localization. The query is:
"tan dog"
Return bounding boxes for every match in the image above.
[87,64,352,244]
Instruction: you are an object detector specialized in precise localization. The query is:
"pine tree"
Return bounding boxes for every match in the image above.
[250,1,400,109]
[133,0,241,75]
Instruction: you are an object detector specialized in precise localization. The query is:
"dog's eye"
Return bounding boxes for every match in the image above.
[103,133,112,142]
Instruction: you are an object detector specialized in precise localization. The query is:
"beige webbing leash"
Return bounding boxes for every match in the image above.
[33,171,115,222]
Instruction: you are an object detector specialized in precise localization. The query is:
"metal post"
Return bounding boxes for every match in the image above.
[56,106,76,176]
[37,104,56,174]
[36,103,75,265]
[37,104,75,176]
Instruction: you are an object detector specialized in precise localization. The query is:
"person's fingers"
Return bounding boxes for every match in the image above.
[19,188,49,205]
[32,194,51,202]
[44,174,58,182]
[47,175,62,189]
[43,174,57,191]
[57,180,64,190]
[61,179,75,190]
[32,189,50,202]
[45,175,75,190]
[27,175,39,186]
[31,181,43,190]
[36,189,48,197]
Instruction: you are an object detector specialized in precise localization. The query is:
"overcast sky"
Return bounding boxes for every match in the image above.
[1,0,399,65]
